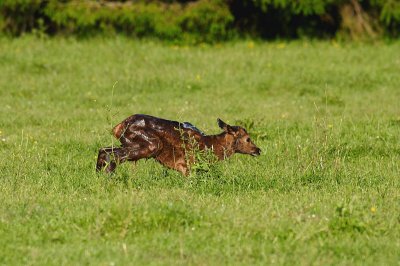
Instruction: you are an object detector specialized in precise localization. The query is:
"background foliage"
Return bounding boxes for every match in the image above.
[0,0,399,42]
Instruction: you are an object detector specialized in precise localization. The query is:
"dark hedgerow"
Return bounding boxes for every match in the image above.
[0,0,399,41]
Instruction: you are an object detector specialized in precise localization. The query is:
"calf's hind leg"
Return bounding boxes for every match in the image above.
[96,137,161,173]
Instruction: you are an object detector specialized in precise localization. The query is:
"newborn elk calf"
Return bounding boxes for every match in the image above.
[96,114,261,175]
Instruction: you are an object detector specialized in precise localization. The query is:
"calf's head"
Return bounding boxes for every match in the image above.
[217,118,261,156]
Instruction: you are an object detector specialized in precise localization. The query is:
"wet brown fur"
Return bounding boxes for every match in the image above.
[96,114,261,175]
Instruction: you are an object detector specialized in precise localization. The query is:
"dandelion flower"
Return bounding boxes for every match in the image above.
[370,207,376,213]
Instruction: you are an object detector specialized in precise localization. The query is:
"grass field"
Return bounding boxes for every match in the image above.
[0,37,399,265]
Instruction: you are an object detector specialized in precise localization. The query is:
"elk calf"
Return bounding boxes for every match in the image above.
[96,114,261,175]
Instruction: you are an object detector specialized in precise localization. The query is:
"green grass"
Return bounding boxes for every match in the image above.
[0,36,399,265]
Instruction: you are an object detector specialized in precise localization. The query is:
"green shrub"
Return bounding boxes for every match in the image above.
[373,0,400,36]
[0,0,234,42]
[0,0,44,35]
[179,0,234,42]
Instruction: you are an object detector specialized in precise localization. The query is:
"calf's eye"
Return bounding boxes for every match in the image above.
[246,138,250,142]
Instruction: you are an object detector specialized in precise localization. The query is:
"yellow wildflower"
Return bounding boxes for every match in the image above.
[277,43,286,49]
[281,113,289,119]
[332,41,340,48]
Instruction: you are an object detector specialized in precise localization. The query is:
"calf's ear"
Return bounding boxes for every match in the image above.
[217,118,234,133]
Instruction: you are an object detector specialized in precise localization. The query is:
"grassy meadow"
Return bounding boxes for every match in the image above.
[0,37,399,265]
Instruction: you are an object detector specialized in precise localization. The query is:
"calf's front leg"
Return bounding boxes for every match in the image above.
[96,147,126,173]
